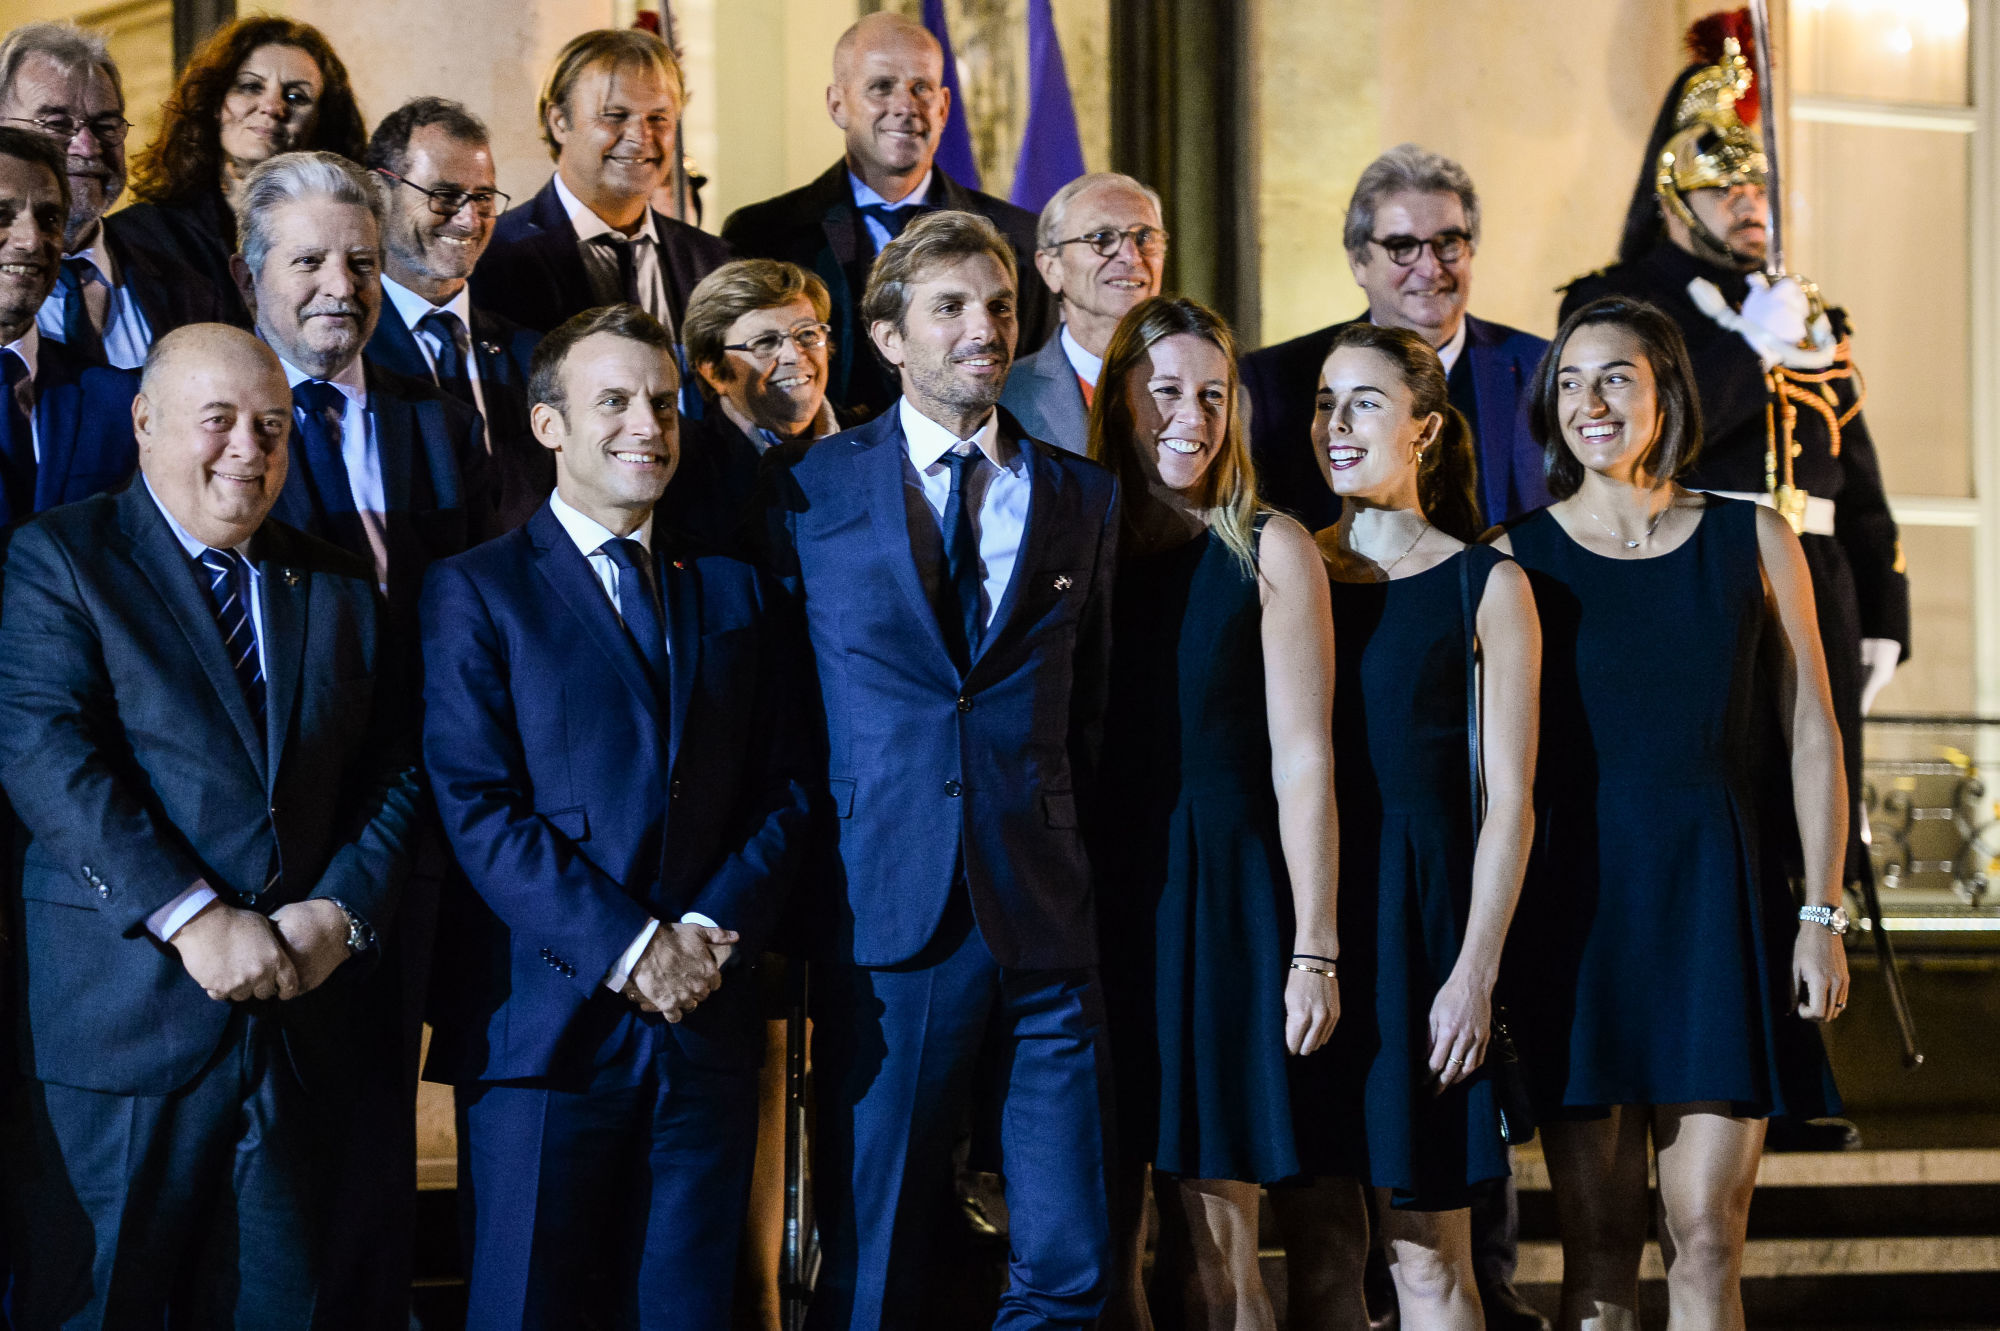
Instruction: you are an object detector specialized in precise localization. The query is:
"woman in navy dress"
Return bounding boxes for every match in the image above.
[1276,324,1541,1331]
[1090,296,1339,1331]
[1493,297,1849,1331]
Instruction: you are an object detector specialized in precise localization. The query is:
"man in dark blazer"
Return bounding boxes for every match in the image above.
[766,210,1116,1330]
[0,126,140,527]
[364,96,549,533]
[470,28,728,340]
[421,304,811,1329]
[722,12,1054,422]
[0,323,419,1325]
[1242,144,1549,538]
[1,24,234,368]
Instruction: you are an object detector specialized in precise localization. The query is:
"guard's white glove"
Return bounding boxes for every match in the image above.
[1741,272,1811,348]
[1859,637,1900,715]
[1688,273,1837,371]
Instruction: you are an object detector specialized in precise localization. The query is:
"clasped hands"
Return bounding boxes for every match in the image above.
[170,898,351,1003]
[619,922,741,1023]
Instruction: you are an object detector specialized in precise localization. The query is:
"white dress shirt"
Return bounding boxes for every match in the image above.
[1436,317,1469,376]
[382,275,492,449]
[278,353,390,590]
[140,474,269,941]
[850,167,935,254]
[551,171,674,338]
[37,227,155,370]
[899,398,1031,631]
[1059,323,1103,388]
[3,326,38,460]
[547,490,718,991]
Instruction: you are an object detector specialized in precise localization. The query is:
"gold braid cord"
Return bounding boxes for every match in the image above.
[1764,339,1868,533]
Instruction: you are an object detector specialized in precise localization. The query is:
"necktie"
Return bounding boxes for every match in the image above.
[199,546,265,730]
[0,350,34,523]
[859,202,930,248]
[598,538,669,699]
[937,447,984,667]
[418,309,472,406]
[597,234,646,309]
[291,380,356,514]
[57,258,106,365]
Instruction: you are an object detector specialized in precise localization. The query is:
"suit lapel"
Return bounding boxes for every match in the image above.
[369,371,418,515]
[364,309,432,383]
[860,417,957,675]
[659,547,699,770]
[968,431,1052,676]
[31,348,82,508]
[254,529,307,781]
[1463,318,1524,517]
[530,180,596,316]
[528,505,662,722]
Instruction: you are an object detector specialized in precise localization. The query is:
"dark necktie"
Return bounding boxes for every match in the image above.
[598,538,669,699]
[291,380,356,514]
[199,546,266,730]
[596,234,646,309]
[0,350,35,523]
[418,309,472,407]
[859,202,930,249]
[57,258,106,365]
[937,448,984,667]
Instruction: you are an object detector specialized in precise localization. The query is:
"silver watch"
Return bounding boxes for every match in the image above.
[329,899,377,954]
[1798,904,1850,935]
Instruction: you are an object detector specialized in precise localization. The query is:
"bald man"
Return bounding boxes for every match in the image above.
[0,324,420,1327]
[722,12,1053,421]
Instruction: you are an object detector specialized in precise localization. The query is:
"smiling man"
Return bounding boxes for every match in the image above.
[471,28,728,339]
[1241,144,1548,535]
[723,12,1054,423]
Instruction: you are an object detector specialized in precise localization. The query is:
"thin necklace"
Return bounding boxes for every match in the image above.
[1374,518,1432,577]
[1584,493,1674,550]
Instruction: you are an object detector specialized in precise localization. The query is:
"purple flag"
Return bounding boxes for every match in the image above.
[921,0,981,190]
[1010,0,1086,212]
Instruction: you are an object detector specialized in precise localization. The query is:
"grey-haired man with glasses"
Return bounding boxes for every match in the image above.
[0,20,233,366]
[1000,171,1167,454]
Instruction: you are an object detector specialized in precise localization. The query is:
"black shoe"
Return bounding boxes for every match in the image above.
[1478,1278,1550,1331]
[1764,1116,1863,1153]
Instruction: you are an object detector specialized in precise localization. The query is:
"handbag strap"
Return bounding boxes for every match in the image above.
[1460,555,1482,832]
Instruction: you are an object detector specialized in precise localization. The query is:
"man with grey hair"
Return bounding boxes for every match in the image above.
[999,171,1166,453]
[0,20,232,366]
[1242,143,1548,536]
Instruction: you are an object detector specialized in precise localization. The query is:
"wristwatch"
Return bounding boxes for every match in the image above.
[1798,904,1850,935]
[329,898,377,954]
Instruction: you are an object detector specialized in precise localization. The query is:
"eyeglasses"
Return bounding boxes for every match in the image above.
[1046,225,1169,259]
[3,113,131,146]
[724,324,832,360]
[374,169,510,219]
[1369,229,1473,266]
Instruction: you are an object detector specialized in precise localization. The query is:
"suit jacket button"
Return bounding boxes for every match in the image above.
[80,865,93,879]
[670,780,683,799]
[944,780,962,798]
[97,886,110,900]
[956,697,972,713]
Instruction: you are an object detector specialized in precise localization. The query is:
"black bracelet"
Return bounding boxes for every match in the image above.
[1292,953,1338,966]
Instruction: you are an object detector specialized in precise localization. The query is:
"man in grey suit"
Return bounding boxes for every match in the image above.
[998,172,1165,455]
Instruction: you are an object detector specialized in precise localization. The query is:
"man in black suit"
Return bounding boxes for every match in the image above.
[0,323,419,1326]
[0,22,233,368]
[722,12,1054,421]
[470,28,729,340]
[365,96,548,532]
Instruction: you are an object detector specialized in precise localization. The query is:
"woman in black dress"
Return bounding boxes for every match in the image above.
[1277,324,1540,1331]
[1090,296,1339,1330]
[108,17,366,321]
[1493,297,1848,1331]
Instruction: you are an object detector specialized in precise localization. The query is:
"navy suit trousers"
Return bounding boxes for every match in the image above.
[806,891,1113,1331]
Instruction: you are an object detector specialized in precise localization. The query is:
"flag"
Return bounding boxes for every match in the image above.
[1010,0,1086,212]
[921,0,981,190]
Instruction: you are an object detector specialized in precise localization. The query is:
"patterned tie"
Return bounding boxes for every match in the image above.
[937,447,984,668]
[859,202,930,249]
[418,309,472,406]
[598,538,669,700]
[56,258,106,365]
[0,350,34,523]
[199,546,265,729]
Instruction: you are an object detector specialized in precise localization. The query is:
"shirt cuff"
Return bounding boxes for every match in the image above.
[602,917,662,992]
[148,881,219,942]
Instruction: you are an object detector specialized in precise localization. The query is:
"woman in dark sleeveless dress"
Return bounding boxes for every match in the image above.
[1090,296,1339,1331]
[1492,297,1849,1331]
[1275,324,1541,1331]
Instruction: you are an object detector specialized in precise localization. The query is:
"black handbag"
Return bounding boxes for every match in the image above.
[1460,557,1538,1146]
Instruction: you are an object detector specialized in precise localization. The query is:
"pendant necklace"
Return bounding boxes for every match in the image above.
[1375,519,1432,577]
[1584,496,1673,550]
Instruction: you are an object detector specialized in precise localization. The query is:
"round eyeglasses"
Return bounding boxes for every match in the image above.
[1045,225,1169,260]
[1368,230,1473,267]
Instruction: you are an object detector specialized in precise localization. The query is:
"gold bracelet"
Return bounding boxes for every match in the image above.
[1289,961,1337,978]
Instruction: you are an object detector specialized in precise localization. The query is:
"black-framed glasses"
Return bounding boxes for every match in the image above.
[724,323,832,360]
[1046,225,1169,259]
[374,169,509,219]
[3,112,131,145]
[1369,229,1472,266]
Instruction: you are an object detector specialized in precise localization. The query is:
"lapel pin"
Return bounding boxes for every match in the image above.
[479,341,501,357]
[672,559,686,570]
[1053,574,1072,592]
[282,568,301,587]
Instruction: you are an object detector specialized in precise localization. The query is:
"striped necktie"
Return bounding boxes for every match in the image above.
[199,546,265,730]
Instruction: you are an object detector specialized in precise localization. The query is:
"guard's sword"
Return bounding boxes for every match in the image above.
[1746,0,1785,276]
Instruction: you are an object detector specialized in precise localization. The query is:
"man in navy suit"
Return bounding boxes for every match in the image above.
[1242,144,1549,537]
[722,13,1054,422]
[0,126,139,527]
[365,96,548,533]
[470,28,728,339]
[767,210,1118,1330]
[421,304,811,1329]
[0,323,419,1325]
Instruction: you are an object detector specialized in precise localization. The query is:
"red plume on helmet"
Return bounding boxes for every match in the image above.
[1687,8,1761,123]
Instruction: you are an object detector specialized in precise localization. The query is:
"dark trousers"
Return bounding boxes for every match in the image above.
[806,893,1113,1331]
[4,1015,317,1329]
[456,1027,760,1331]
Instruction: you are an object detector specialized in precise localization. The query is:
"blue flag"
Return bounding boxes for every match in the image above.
[1010,0,1086,212]
[921,0,981,190]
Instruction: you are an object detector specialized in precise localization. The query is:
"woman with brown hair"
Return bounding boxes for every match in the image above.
[1088,294,1339,1330]
[107,16,366,319]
